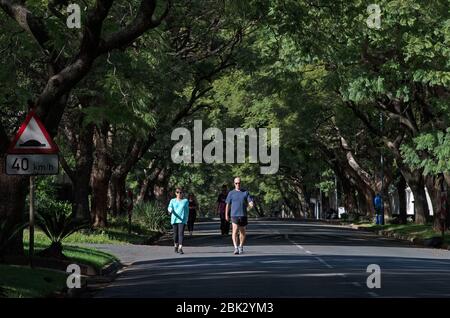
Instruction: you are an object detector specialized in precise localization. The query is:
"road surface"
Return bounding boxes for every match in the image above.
[92,220,450,298]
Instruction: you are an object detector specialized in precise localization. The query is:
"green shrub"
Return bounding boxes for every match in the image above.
[340,213,349,220]
[36,198,89,258]
[133,201,171,233]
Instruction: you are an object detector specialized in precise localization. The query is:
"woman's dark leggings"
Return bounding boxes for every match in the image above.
[173,223,185,245]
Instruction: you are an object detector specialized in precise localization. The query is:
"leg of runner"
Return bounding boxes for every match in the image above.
[232,222,239,254]
[238,226,246,254]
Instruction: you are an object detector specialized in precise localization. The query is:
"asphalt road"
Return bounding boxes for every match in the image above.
[93,220,450,298]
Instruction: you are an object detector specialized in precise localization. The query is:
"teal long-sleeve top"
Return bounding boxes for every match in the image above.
[168,198,189,225]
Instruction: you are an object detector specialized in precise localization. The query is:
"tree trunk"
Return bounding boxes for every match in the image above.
[0,158,27,255]
[444,173,450,190]
[382,134,429,225]
[298,183,311,218]
[109,136,158,213]
[397,173,407,224]
[382,188,392,223]
[356,186,375,219]
[91,124,112,228]
[322,193,331,217]
[426,174,446,231]
[137,178,151,205]
[381,165,394,223]
[407,173,429,225]
[337,169,358,215]
[278,182,297,217]
[331,143,376,217]
[154,167,171,205]
[72,174,91,221]
[136,165,162,204]
[109,173,127,216]
[72,123,94,221]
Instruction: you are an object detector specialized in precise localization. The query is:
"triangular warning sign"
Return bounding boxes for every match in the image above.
[7,110,59,154]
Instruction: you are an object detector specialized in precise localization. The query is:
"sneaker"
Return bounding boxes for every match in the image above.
[179,248,184,254]
[238,246,243,254]
[174,246,178,253]
[234,248,239,255]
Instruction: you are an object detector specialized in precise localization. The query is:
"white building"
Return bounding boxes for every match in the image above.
[309,186,435,219]
[405,187,434,215]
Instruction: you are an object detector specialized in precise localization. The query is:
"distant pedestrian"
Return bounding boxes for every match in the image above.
[187,193,198,236]
[374,193,383,225]
[217,185,230,235]
[168,187,189,254]
[225,177,254,255]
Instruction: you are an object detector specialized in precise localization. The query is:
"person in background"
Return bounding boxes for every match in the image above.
[187,193,198,236]
[374,193,383,225]
[168,187,189,254]
[225,177,254,255]
[217,185,230,235]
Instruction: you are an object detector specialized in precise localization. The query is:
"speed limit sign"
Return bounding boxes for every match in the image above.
[6,154,59,175]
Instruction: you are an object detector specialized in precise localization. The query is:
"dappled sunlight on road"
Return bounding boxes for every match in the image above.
[92,221,450,298]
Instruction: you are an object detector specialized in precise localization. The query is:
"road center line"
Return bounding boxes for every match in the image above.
[287,238,334,269]
[315,256,333,269]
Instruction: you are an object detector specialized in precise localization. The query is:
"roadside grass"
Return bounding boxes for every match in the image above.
[0,264,67,298]
[58,245,118,269]
[22,232,119,270]
[24,216,160,246]
[20,216,161,270]
[356,223,450,244]
[1,218,147,298]
[1,215,164,298]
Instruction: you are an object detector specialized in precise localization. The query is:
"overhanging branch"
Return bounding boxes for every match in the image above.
[98,0,171,55]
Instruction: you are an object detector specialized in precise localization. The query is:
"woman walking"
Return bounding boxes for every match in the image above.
[168,187,189,254]
[187,193,198,236]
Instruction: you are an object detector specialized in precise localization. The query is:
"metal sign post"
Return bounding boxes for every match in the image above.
[29,176,35,267]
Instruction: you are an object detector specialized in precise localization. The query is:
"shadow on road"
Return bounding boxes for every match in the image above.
[97,254,450,298]
[158,222,417,248]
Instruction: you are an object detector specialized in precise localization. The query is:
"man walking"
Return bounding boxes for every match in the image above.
[225,177,254,255]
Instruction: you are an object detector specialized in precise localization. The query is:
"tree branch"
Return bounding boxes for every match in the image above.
[0,0,52,55]
[37,0,116,124]
[98,0,171,55]
[375,99,418,135]
[59,154,75,182]
[344,101,380,136]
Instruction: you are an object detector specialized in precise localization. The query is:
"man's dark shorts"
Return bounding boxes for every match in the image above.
[231,216,248,227]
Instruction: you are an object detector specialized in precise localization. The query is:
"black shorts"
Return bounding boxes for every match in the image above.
[231,216,248,227]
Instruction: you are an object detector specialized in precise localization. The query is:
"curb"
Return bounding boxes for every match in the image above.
[99,260,123,276]
[144,232,165,245]
[67,260,123,298]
